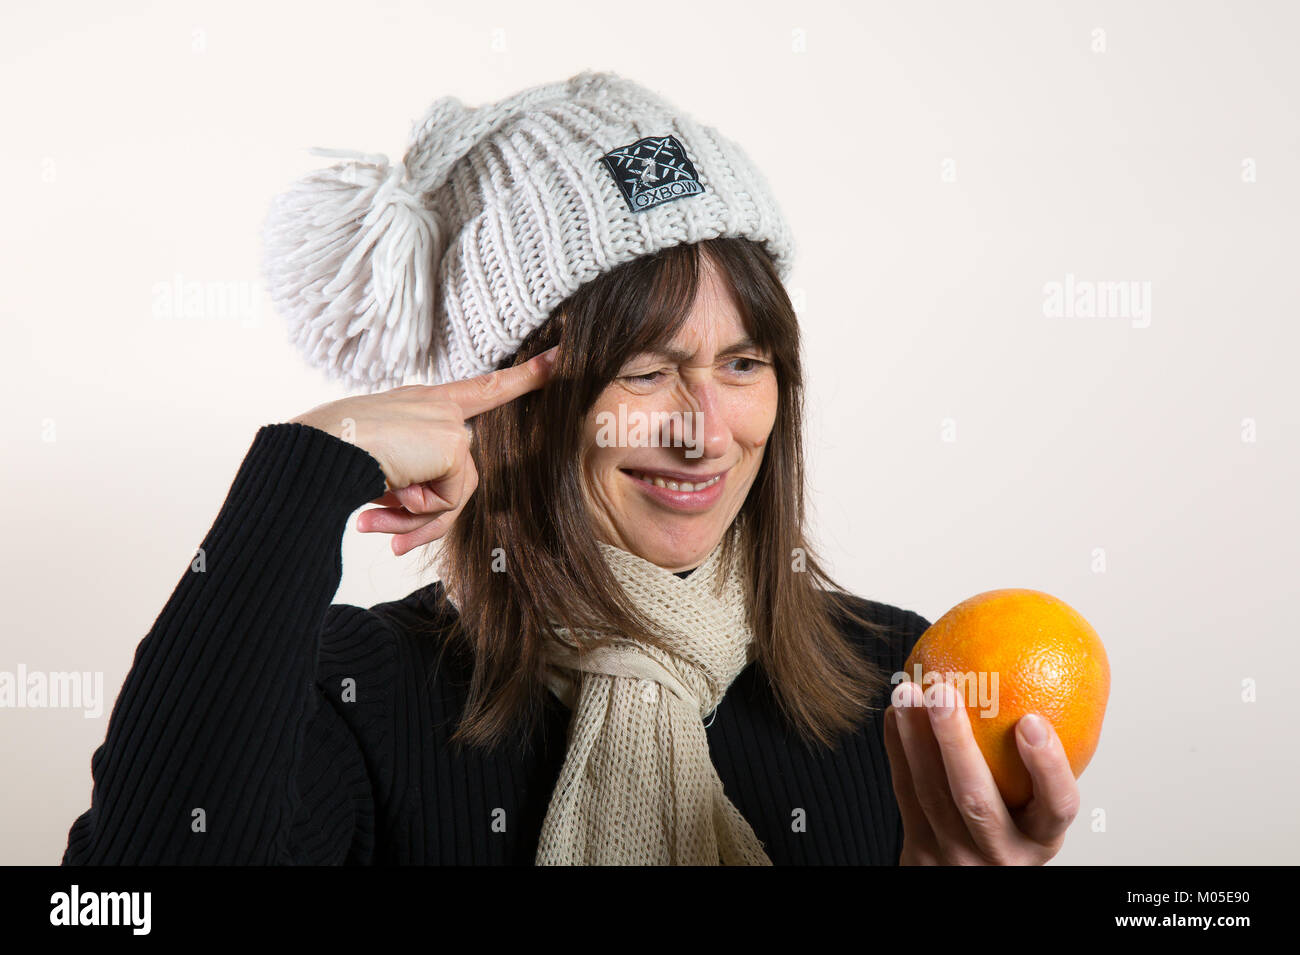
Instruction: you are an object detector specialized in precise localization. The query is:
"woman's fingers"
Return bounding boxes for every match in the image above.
[358,447,478,554]
[890,681,981,860]
[357,505,440,535]
[1010,715,1081,847]
[889,681,1077,866]
[389,466,475,555]
[293,347,557,494]
[357,480,453,534]
[390,509,460,556]
[921,681,1017,862]
[883,702,940,864]
[394,479,454,515]
[433,345,558,419]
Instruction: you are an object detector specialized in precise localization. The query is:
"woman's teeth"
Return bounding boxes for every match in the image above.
[628,470,721,492]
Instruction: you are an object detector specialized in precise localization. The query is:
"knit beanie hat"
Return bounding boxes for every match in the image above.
[260,69,795,391]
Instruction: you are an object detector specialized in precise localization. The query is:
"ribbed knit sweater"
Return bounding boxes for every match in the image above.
[61,423,932,865]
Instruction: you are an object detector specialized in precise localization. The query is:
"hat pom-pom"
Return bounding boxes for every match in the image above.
[261,147,444,391]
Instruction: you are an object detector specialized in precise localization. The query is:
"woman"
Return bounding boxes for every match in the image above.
[62,71,1079,865]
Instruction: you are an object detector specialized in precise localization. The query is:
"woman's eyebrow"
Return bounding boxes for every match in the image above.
[638,336,763,363]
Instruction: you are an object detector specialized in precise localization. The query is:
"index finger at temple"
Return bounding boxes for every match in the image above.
[434,346,558,419]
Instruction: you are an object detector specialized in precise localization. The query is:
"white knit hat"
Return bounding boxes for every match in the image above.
[260,70,796,391]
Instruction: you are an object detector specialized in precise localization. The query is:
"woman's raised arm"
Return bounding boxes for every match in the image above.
[62,349,557,864]
[62,423,389,863]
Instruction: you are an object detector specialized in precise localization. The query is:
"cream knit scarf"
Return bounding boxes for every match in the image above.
[536,528,773,866]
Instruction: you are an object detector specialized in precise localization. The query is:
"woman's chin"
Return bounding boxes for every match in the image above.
[617,522,725,571]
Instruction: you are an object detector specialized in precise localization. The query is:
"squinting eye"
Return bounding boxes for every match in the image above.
[622,370,663,384]
[728,357,768,374]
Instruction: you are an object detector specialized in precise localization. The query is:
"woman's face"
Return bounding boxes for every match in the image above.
[579,257,778,572]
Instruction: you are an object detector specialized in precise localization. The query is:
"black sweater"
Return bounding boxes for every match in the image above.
[61,423,932,865]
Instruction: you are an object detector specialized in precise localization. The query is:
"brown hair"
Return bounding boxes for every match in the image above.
[418,236,895,755]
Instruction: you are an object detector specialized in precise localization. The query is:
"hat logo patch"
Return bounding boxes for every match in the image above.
[599,135,705,213]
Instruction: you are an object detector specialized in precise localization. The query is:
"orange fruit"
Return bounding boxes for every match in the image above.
[902,588,1109,809]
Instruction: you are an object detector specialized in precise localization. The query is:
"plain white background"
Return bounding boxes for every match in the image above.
[2,0,1296,864]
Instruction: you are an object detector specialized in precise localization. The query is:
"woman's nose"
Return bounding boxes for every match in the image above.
[659,382,731,460]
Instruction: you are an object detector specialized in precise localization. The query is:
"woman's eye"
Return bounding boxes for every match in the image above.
[728,357,768,374]
[622,370,663,384]
[620,358,768,384]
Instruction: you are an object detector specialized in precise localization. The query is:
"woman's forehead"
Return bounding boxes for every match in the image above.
[639,268,751,353]
[628,327,761,364]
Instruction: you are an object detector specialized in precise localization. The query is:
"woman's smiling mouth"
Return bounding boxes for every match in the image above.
[620,467,729,510]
